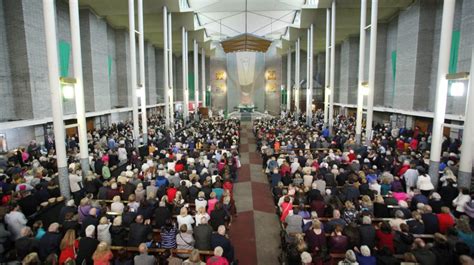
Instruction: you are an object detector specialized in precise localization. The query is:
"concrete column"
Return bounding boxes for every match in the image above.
[306,25,314,126]
[168,13,174,125]
[163,6,170,128]
[295,38,300,116]
[202,48,206,107]
[458,48,474,189]
[185,31,189,122]
[324,8,330,125]
[356,0,367,145]
[306,28,311,124]
[287,48,291,111]
[194,39,199,121]
[128,0,139,143]
[365,0,378,146]
[42,0,70,198]
[429,0,456,188]
[328,0,336,134]
[309,25,314,123]
[138,0,148,144]
[182,27,189,123]
[69,0,90,175]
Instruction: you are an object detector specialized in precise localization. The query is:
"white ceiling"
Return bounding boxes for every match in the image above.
[189,0,306,41]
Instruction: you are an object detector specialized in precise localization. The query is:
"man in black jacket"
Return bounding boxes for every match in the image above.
[39,223,61,261]
[211,225,235,263]
[15,227,39,261]
[358,216,376,249]
[421,205,439,234]
[18,191,39,218]
[153,202,171,229]
[128,215,152,247]
[76,225,99,265]
[81,208,99,236]
[194,217,213,250]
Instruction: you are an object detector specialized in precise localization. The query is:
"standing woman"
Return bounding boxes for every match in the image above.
[304,220,327,261]
[177,207,195,232]
[59,229,79,265]
[416,168,434,197]
[221,189,237,218]
[92,241,113,265]
[453,188,471,218]
[376,222,395,254]
[207,192,219,215]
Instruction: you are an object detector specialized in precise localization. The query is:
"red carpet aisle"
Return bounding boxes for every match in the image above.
[229,122,280,265]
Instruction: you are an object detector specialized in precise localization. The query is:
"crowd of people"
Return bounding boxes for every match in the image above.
[254,111,473,265]
[0,114,240,265]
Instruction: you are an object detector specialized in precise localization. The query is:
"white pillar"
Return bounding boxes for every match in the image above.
[429,0,456,187]
[295,38,300,115]
[328,0,336,134]
[194,39,199,121]
[138,0,148,144]
[306,27,311,125]
[69,0,89,175]
[286,48,292,111]
[356,0,367,145]
[43,0,70,198]
[168,13,174,125]
[128,0,140,144]
[309,24,314,123]
[365,0,378,146]
[306,25,314,126]
[182,27,189,123]
[163,6,170,128]
[459,49,474,188]
[324,8,330,125]
[201,48,206,107]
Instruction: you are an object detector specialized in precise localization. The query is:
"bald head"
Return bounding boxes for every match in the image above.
[21,227,32,237]
[89,207,97,216]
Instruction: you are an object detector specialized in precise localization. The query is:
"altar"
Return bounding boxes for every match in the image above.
[235,104,257,113]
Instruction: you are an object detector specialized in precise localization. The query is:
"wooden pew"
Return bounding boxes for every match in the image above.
[110,246,214,256]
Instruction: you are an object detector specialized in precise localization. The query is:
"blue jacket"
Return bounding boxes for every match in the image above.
[356,253,376,265]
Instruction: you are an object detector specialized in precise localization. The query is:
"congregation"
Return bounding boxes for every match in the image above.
[254,111,474,265]
[0,114,240,265]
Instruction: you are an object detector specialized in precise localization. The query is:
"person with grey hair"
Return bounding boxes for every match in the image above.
[210,225,234,263]
[354,245,375,265]
[207,246,229,265]
[326,209,347,233]
[194,216,213,250]
[390,210,407,231]
[359,216,376,249]
[134,243,156,265]
[411,238,436,265]
[338,249,358,265]
[300,251,312,265]
[15,226,39,260]
[76,225,99,265]
[39,222,61,260]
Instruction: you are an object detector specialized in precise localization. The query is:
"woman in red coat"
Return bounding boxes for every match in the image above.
[437,206,455,234]
[376,222,395,253]
[59,229,79,265]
